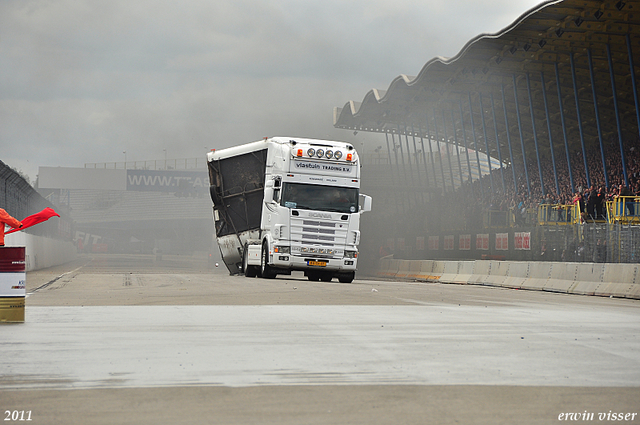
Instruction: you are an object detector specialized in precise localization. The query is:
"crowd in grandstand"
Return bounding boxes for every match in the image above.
[457,135,640,221]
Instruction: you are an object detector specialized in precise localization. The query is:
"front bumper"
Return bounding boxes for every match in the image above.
[272,253,357,272]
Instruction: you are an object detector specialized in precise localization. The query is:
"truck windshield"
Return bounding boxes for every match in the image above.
[281,183,359,214]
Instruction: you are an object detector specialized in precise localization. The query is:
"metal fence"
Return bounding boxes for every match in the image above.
[382,223,640,264]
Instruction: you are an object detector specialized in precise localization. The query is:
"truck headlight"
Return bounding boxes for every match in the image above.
[274,246,290,254]
[344,251,358,258]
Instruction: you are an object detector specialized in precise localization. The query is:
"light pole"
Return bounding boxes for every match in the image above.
[163,149,167,170]
[123,151,127,169]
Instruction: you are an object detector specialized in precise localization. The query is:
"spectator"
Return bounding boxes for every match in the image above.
[0,208,22,247]
[585,187,597,220]
[594,186,605,220]
[618,184,635,216]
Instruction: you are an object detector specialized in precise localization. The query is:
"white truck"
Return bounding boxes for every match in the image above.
[207,137,371,283]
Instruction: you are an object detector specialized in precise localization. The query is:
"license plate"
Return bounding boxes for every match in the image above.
[307,260,327,267]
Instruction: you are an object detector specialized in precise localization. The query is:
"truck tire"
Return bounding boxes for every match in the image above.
[261,242,277,279]
[338,272,355,283]
[243,244,258,278]
[320,272,333,282]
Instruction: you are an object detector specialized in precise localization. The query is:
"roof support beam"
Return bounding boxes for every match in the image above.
[627,34,640,148]
[570,52,591,188]
[490,92,507,193]
[607,43,629,186]
[501,83,519,195]
[541,70,561,196]
[526,73,546,196]
[431,110,448,192]
[513,74,532,196]
[467,93,485,199]
[458,100,474,185]
[587,48,609,188]
[479,93,495,194]
[555,62,575,194]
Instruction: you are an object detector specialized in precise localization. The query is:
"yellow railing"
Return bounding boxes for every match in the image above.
[551,197,640,225]
[537,204,576,225]
[608,196,640,224]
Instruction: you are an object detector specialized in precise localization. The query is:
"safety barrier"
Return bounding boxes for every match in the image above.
[537,198,640,226]
[376,259,639,299]
[609,197,640,225]
[538,204,575,225]
[415,260,435,281]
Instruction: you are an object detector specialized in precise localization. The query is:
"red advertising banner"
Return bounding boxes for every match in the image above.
[428,236,439,251]
[514,232,531,250]
[459,234,471,251]
[444,235,454,251]
[476,234,489,250]
[496,233,509,251]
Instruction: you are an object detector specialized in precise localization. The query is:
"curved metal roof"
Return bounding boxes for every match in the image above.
[334,0,640,188]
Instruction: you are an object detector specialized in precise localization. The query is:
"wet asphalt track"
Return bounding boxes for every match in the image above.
[1,253,639,425]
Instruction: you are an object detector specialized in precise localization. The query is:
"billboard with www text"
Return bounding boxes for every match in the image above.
[126,170,208,194]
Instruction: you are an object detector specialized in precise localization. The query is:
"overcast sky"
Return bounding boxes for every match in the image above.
[1,0,544,183]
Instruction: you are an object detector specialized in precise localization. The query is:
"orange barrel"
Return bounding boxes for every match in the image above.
[0,247,26,323]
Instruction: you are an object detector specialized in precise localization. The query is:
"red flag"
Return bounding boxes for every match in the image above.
[5,207,60,235]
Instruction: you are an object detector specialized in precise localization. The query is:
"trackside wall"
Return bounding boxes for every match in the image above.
[375,258,640,299]
[4,232,76,272]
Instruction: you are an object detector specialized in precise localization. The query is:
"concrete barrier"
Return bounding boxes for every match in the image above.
[484,260,509,287]
[374,258,640,299]
[522,262,552,291]
[428,261,445,281]
[406,260,425,280]
[595,263,637,298]
[452,261,474,284]
[439,261,460,283]
[394,260,413,279]
[468,261,490,285]
[502,262,529,289]
[414,260,434,281]
[376,257,398,279]
[544,262,578,293]
[576,263,606,296]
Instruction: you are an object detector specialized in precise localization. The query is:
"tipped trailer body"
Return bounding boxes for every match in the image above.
[207,137,371,283]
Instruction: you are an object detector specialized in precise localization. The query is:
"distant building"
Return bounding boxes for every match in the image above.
[37,164,213,255]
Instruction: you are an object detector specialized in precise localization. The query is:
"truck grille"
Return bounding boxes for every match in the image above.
[290,218,348,246]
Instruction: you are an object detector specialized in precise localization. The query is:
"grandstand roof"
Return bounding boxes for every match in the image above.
[334,0,640,176]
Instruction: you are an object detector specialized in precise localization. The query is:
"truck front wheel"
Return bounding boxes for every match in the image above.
[338,272,355,283]
[261,242,277,279]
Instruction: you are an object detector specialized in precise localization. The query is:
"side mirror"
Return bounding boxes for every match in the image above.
[360,194,372,213]
[264,187,274,203]
[264,180,275,203]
